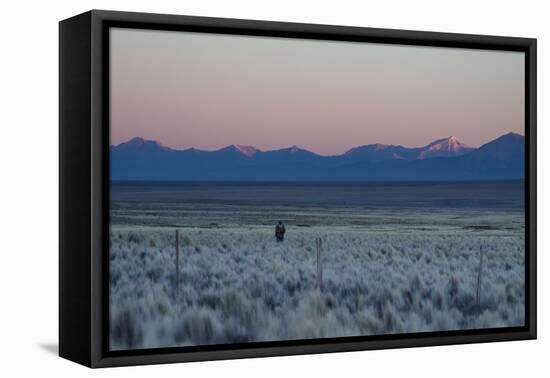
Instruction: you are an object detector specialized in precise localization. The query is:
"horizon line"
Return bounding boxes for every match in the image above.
[111,131,524,157]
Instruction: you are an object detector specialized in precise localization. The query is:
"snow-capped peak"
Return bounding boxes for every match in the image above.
[234,144,258,157]
[288,145,303,154]
[419,136,472,159]
[429,136,468,150]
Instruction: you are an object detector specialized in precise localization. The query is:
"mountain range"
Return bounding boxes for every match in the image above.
[110,132,524,181]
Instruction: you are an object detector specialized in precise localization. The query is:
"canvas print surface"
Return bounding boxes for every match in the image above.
[108,28,525,350]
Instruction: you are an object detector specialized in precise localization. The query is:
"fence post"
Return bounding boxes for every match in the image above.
[175,229,180,292]
[476,246,483,306]
[315,238,323,290]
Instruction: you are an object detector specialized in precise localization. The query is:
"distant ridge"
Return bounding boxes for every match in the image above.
[111,133,524,181]
[114,137,173,152]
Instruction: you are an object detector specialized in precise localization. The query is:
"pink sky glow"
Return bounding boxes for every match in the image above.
[110,28,525,155]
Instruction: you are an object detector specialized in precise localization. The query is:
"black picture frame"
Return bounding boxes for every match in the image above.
[59,9,537,368]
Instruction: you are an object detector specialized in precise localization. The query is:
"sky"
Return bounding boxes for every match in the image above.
[110,27,525,156]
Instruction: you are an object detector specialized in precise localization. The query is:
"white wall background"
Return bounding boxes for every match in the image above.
[0,0,546,376]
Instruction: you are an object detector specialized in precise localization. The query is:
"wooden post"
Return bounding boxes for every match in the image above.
[316,237,323,290]
[175,229,180,292]
[476,246,483,306]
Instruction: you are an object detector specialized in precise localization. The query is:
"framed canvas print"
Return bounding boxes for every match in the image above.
[59,10,537,368]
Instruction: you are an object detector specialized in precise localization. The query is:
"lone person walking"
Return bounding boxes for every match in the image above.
[275,221,286,242]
